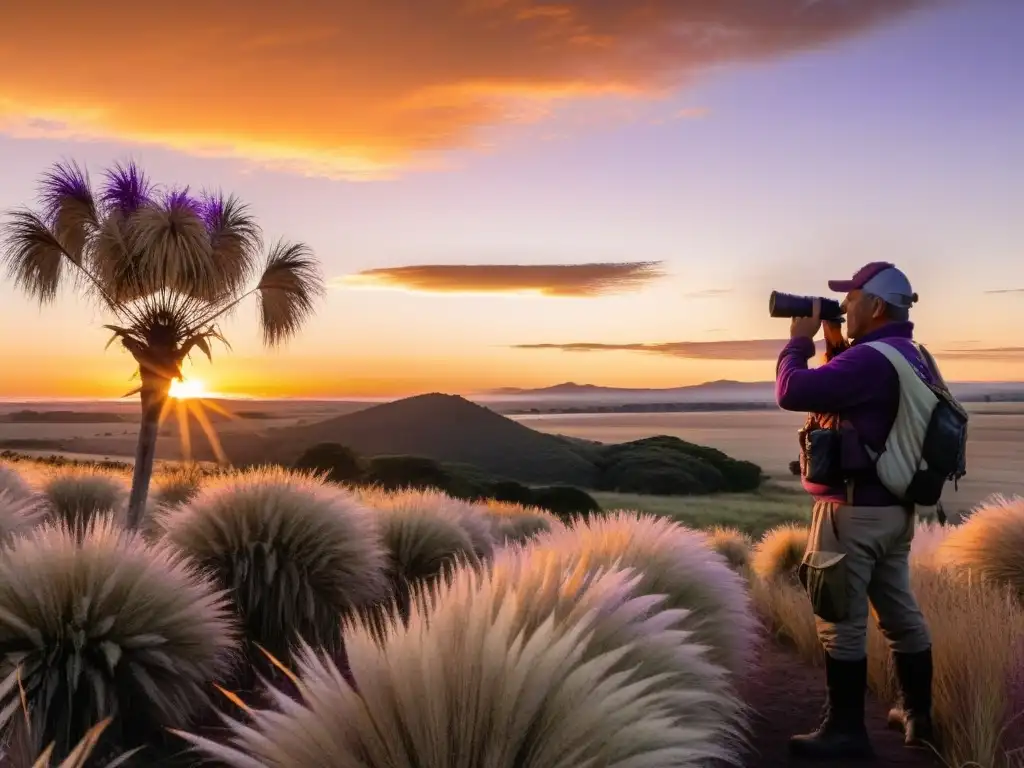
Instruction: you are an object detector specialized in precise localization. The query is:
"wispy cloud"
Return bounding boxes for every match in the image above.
[0,1,931,178]
[937,346,1024,361]
[983,288,1024,295]
[512,338,819,360]
[335,262,665,297]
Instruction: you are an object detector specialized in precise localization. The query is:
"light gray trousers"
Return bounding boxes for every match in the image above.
[805,501,932,661]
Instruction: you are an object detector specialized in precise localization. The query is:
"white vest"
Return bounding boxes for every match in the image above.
[860,341,945,499]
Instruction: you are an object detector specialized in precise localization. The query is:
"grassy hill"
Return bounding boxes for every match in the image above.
[230,393,600,487]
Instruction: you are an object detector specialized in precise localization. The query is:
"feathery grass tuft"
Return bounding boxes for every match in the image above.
[0,516,237,759]
[751,523,809,583]
[0,491,45,545]
[356,488,485,627]
[37,465,129,531]
[160,466,388,665]
[935,494,1024,600]
[148,464,205,510]
[706,526,753,573]
[0,462,33,501]
[477,499,556,544]
[451,499,497,562]
[177,545,744,767]
[532,511,758,678]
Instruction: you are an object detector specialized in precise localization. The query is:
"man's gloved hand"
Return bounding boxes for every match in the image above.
[790,297,822,339]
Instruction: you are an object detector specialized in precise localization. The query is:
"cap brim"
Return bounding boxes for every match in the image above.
[827,279,857,292]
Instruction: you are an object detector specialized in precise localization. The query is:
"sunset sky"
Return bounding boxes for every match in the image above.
[0,0,1021,399]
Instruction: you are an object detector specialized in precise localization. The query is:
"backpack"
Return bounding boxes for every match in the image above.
[860,341,968,507]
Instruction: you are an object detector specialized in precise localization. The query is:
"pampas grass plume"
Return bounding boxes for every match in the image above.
[533,511,758,677]
[0,515,237,758]
[935,494,1024,598]
[752,523,809,583]
[37,465,129,530]
[160,466,388,662]
[706,526,752,572]
[0,462,33,501]
[0,490,45,545]
[358,488,486,587]
[178,545,743,767]
[478,500,556,544]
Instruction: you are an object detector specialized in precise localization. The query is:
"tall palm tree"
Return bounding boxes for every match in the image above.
[1,161,325,529]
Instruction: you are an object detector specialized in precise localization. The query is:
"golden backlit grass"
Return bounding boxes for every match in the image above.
[750,514,1024,768]
[706,526,753,573]
[935,494,1024,601]
[750,523,807,584]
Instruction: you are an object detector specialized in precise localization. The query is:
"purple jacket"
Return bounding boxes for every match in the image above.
[775,321,936,506]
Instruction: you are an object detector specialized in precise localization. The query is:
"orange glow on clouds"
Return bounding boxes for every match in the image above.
[0,1,926,178]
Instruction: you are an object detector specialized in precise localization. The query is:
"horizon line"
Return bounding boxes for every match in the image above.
[4,377,1024,404]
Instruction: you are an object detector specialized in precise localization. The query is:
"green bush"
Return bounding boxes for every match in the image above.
[294,442,366,484]
[530,485,601,520]
[596,436,762,495]
[364,455,488,500]
[488,479,536,505]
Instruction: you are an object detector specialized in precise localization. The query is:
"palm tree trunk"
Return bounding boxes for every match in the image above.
[125,370,170,530]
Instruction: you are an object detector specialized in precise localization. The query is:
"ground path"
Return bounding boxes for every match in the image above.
[736,629,940,767]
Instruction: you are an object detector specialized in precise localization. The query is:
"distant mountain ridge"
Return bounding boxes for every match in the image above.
[487,380,771,396]
[484,379,1024,403]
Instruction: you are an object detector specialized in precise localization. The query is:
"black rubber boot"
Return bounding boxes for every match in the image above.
[789,654,875,760]
[887,647,935,747]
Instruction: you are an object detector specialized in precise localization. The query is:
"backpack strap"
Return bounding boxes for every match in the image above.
[912,342,951,393]
[862,341,933,398]
[861,341,942,507]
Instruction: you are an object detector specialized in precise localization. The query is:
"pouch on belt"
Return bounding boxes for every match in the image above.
[798,549,849,624]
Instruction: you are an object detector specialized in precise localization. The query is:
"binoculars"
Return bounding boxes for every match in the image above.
[769,291,844,322]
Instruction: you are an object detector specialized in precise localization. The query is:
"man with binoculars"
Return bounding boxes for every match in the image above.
[772,262,968,760]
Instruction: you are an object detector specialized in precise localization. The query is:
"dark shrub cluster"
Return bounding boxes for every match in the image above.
[594,436,763,495]
[294,444,602,518]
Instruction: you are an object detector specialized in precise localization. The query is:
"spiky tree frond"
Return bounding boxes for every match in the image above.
[2,210,75,304]
[2,159,325,531]
[256,241,325,346]
[38,161,98,265]
[203,193,262,294]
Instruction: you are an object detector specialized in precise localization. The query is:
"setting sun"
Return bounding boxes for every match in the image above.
[169,378,208,400]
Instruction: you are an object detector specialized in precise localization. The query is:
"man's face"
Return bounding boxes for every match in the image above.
[842,290,881,340]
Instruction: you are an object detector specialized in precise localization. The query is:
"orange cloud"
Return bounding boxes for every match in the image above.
[337,262,665,296]
[0,1,929,178]
[513,338,820,360]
